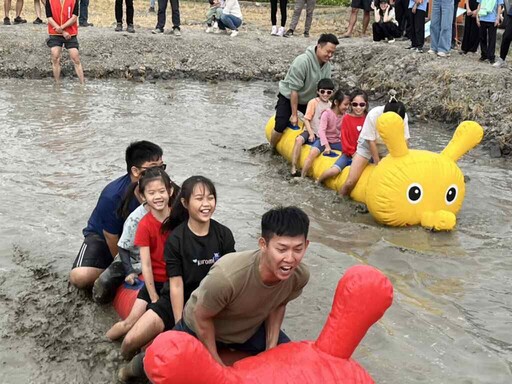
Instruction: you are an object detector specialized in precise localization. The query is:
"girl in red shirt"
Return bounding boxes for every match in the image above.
[317,89,368,184]
[107,167,178,341]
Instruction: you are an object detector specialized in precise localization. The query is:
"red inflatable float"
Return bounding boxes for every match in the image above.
[112,278,144,320]
[144,264,394,384]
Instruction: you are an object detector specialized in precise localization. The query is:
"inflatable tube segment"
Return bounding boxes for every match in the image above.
[144,265,394,384]
[113,279,144,320]
[265,114,484,231]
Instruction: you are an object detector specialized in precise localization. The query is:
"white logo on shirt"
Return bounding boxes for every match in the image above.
[192,258,216,266]
[357,125,363,132]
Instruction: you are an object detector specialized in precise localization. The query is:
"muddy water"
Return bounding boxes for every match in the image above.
[0,79,511,384]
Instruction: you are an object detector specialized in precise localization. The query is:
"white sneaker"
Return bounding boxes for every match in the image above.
[206,26,212,33]
[437,51,450,57]
[277,26,285,37]
[388,38,395,43]
[212,21,218,32]
[173,28,181,36]
[271,25,277,35]
[230,30,238,37]
[492,58,506,68]
[427,49,436,55]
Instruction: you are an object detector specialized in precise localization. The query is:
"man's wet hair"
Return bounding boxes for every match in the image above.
[383,90,406,119]
[317,78,335,90]
[317,33,339,46]
[125,141,163,174]
[261,206,310,242]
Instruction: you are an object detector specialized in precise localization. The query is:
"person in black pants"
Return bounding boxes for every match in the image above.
[153,0,181,35]
[476,0,503,64]
[494,6,512,67]
[79,0,93,27]
[372,0,401,42]
[270,0,288,36]
[451,0,458,48]
[460,0,479,54]
[395,0,411,37]
[115,0,134,32]
[407,0,427,52]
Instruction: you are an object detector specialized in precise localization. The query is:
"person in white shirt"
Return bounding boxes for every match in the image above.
[217,0,243,37]
[371,0,401,42]
[340,92,410,197]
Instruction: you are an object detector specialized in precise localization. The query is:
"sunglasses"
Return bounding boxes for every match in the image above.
[319,89,334,95]
[351,102,366,108]
[139,164,167,171]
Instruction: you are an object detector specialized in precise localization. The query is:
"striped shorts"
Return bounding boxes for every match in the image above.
[72,233,113,270]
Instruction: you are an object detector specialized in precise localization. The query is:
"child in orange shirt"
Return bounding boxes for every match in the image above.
[290,78,334,176]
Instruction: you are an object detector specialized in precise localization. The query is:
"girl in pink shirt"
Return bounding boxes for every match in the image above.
[301,89,350,178]
[317,89,368,184]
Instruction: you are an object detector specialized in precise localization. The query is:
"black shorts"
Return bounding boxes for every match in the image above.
[173,319,291,356]
[351,0,372,11]
[274,93,308,133]
[47,35,80,50]
[137,281,165,303]
[72,233,113,270]
[147,283,176,331]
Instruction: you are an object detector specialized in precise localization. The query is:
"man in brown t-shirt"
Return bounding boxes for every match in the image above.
[174,206,310,366]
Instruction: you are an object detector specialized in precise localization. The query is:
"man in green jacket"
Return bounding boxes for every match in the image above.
[270,33,339,148]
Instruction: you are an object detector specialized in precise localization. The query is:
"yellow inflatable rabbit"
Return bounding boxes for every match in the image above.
[265,112,483,231]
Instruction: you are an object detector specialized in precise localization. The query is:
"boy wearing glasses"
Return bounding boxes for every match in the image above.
[290,78,334,176]
[70,141,165,290]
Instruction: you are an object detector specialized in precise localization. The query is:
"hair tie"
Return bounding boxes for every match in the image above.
[388,89,398,103]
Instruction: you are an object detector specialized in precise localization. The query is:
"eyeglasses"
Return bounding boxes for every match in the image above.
[139,164,167,171]
[319,89,334,95]
[351,102,366,108]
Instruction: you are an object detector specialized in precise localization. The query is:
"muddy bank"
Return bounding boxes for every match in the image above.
[1,24,510,155]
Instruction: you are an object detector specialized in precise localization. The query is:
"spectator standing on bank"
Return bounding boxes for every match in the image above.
[428,0,455,57]
[284,0,316,37]
[153,0,181,35]
[33,0,46,24]
[78,0,93,27]
[493,1,512,67]
[460,0,480,54]
[406,0,428,52]
[476,0,503,64]
[270,0,287,36]
[395,0,410,38]
[4,0,26,24]
[115,0,135,33]
[341,0,372,38]
[45,0,85,84]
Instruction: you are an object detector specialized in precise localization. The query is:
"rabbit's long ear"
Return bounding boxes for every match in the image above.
[315,265,393,359]
[441,121,484,162]
[377,112,409,158]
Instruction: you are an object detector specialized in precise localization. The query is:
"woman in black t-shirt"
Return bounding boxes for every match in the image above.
[118,176,235,379]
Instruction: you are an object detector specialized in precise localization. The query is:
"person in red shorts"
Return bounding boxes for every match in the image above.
[45,0,84,84]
